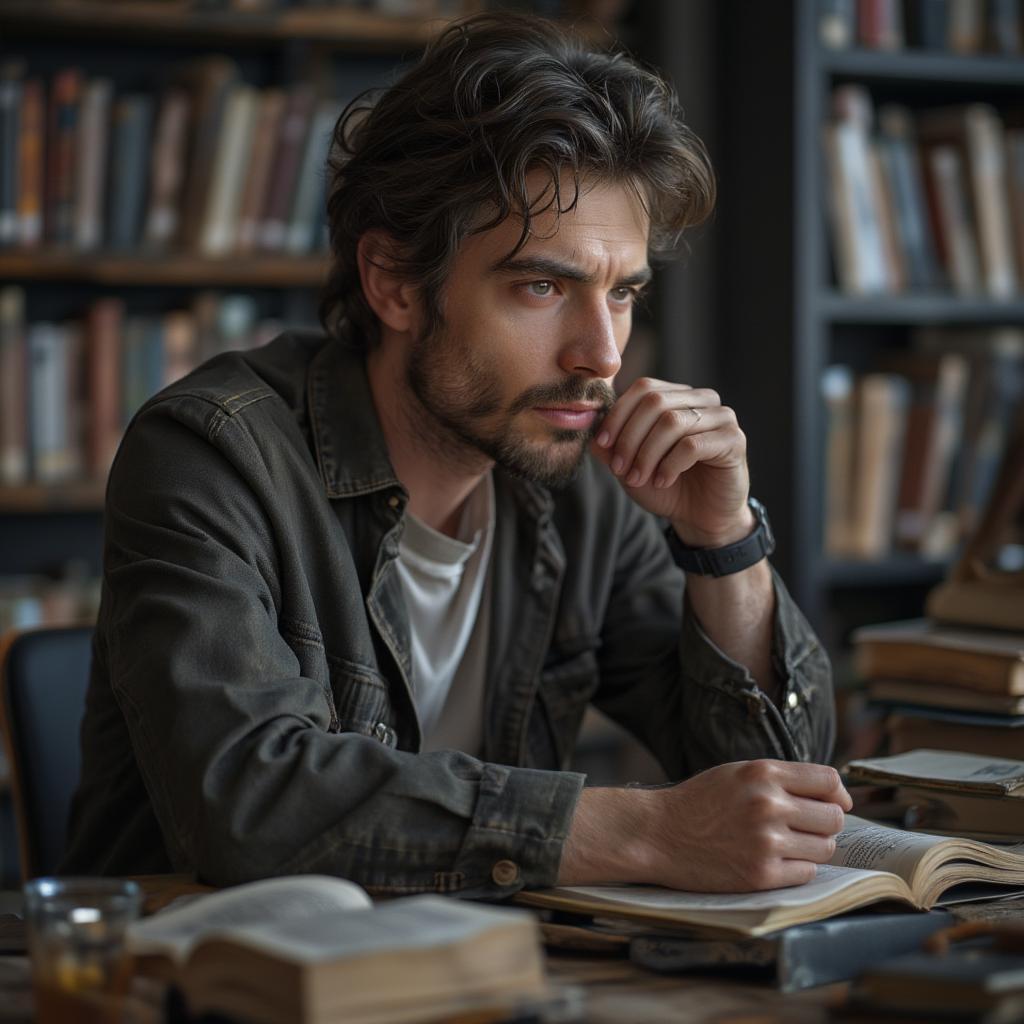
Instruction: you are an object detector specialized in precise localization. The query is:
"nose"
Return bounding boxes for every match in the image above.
[557,296,623,380]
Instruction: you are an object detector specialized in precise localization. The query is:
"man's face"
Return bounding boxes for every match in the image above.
[405,173,651,488]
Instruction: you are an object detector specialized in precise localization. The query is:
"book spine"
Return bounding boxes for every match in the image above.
[86,298,124,481]
[927,145,982,294]
[107,95,155,251]
[0,63,22,247]
[236,88,285,253]
[143,88,191,250]
[73,77,113,252]
[0,286,28,485]
[17,77,44,248]
[285,102,337,254]
[46,69,82,247]
[28,323,71,484]
[259,83,314,251]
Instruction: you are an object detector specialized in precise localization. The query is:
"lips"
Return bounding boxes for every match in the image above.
[533,406,601,430]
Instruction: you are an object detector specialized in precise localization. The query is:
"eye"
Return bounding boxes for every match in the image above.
[610,286,638,304]
[526,280,555,297]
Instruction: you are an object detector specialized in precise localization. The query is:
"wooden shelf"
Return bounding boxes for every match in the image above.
[819,290,1024,325]
[821,555,950,588]
[821,47,1024,87]
[0,482,106,514]
[0,252,329,288]
[0,1,458,50]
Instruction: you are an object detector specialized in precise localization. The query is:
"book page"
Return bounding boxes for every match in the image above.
[223,895,534,964]
[127,875,371,962]
[558,862,894,915]
[847,750,1024,793]
[831,814,950,886]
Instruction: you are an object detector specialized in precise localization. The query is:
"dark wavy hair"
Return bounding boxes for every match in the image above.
[319,12,716,348]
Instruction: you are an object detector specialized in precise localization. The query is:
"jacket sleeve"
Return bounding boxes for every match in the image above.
[98,399,582,897]
[590,488,836,779]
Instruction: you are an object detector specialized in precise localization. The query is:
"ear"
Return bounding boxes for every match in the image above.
[357,231,421,335]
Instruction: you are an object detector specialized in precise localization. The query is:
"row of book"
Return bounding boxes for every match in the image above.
[853,621,1024,838]
[824,88,1024,298]
[0,57,343,257]
[0,287,283,488]
[820,0,1024,53]
[822,326,1023,561]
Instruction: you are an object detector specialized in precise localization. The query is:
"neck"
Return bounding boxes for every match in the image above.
[366,338,491,538]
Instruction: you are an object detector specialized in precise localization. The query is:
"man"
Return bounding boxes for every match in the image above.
[63,13,851,895]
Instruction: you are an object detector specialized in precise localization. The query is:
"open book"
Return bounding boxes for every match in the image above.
[516,815,1024,938]
[127,875,547,1024]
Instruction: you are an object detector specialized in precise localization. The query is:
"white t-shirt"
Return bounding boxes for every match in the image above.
[394,474,494,755]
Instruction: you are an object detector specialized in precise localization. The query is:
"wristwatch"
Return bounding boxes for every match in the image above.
[665,497,775,577]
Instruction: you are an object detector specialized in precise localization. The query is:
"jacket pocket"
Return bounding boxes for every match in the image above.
[531,641,600,770]
[325,654,394,743]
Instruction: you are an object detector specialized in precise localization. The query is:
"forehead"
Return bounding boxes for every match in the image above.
[467,172,651,270]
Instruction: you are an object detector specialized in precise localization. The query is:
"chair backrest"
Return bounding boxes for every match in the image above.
[0,626,93,880]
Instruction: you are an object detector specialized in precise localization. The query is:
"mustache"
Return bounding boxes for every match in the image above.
[509,377,616,417]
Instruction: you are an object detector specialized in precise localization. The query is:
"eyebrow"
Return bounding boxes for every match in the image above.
[489,255,653,288]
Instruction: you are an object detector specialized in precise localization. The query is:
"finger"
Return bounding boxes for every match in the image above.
[595,379,688,456]
[643,423,745,489]
[771,762,848,803]
[780,829,838,864]
[786,795,846,837]
[605,388,723,479]
[624,407,733,488]
[756,859,818,890]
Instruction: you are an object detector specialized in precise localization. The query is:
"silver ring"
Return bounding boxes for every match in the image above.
[689,407,702,424]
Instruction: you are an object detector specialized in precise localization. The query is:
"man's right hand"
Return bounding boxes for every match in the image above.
[556,759,853,892]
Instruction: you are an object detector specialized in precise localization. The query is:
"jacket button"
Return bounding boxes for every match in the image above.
[387,495,400,509]
[786,690,800,710]
[373,722,396,747]
[491,860,520,886]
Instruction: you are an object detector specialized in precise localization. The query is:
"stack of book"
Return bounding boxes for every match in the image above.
[854,618,1024,761]
[0,285,280,489]
[822,326,1023,561]
[0,57,342,258]
[823,87,1024,298]
[846,748,1024,843]
[820,0,1024,53]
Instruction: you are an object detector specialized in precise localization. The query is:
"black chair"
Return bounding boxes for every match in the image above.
[0,625,93,880]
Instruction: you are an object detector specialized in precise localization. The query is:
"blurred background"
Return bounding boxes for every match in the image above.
[0,0,1022,869]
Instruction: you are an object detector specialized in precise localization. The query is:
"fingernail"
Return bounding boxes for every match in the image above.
[611,455,624,474]
[596,431,610,447]
[627,469,641,486]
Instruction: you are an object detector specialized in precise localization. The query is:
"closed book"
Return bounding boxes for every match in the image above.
[0,286,27,485]
[85,298,124,481]
[0,62,22,246]
[876,105,943,290]
[45,68,82,247]
[162,310,198,388]
[142,87,190,251]
[235,88,285,253]
[887,716,1024,769]
[121,317,154,426]
[72,77,113,252]
[1007,128,1024,292]
[925,144,983,294]
[845,748,1024,794]
[630,910,951,992]
[897,782,1024,839]
[853,618,1024,693]
[106,94,155,251]
[867,678,1024,715]
[259,82,314,251]
[857,0,904,49]
[285,100,337,254]
[27,323,74,484]
[850,372,909,559]
[822,365,856,557]
[198,84,259,256]
[949,0,986,51]
[176,56,239,251]
[920,105,1018,298]
[819,0,856,48]
[988,0,1023,53]
[904,0,950,49]
[16,77,44,248]
[126,875,547,1024]
[824,86,891,294]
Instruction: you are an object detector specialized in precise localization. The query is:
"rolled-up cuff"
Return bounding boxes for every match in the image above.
[453,763,585,898]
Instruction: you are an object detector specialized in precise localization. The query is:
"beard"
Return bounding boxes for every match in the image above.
[405,321,615,489]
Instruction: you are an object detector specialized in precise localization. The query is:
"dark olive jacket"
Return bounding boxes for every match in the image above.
[62,329,835,896]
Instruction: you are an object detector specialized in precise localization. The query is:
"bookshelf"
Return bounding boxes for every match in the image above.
[717,0,1024,653]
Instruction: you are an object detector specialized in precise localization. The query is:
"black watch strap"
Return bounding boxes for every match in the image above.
[666,497,775,577]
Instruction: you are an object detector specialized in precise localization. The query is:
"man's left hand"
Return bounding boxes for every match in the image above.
[592,377,753,547]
